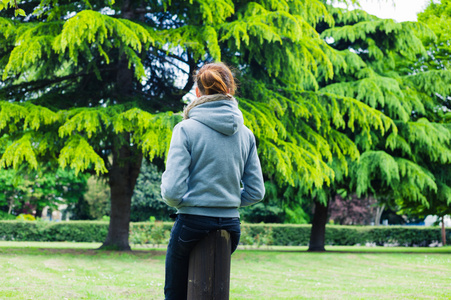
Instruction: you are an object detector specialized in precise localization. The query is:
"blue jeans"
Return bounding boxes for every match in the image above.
[164,214,241,300]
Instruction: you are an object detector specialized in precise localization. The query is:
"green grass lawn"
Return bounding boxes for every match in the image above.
[0,242,450,299]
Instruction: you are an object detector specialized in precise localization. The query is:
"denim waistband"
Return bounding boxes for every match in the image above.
[176,206,240,218]
[177,213,239,222]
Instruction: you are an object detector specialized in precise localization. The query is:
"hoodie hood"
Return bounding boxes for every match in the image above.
[184,94,244,136]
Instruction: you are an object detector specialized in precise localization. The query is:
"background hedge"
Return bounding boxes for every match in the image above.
[0,221,449,247]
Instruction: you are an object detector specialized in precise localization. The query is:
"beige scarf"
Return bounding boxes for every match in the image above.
[183,93,236,120]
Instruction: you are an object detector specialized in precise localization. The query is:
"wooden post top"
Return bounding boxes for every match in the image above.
[187,230,232,300]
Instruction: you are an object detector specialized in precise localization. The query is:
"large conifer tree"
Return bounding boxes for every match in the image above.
[313,4,451,250]
[1,0,396,250]
[406,0,451,244]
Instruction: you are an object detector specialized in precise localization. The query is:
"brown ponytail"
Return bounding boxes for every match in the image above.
[194,62,236,96]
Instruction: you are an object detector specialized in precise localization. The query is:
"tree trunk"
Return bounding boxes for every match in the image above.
[375,203,385,226]
[441,216,447,246]
[35,206,43,219]
[98,0,140,251]
[116,0,135,99]
[308,199,330,252]
[7,197,14,214]
[100,139,142,251]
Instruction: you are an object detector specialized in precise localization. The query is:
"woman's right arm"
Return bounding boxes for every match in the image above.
[161,124,191,207]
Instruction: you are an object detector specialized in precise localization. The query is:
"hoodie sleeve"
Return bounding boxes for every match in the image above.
[161,124,191,207]
[240,136,265,207]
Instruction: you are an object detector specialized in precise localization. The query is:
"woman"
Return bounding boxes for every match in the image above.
[161,62,265,300]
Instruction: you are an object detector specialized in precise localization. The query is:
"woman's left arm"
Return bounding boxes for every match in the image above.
[160,124,191,207]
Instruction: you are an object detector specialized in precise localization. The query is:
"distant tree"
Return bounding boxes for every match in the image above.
[418,0,451,72]
[0,165,88,217]
[83,176,110,220]
[66,196,93,221]
[0,168,26,215]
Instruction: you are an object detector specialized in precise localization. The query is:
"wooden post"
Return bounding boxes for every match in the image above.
[187,230,231,300]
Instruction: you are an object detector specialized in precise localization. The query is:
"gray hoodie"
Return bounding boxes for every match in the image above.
[161,94,265,218]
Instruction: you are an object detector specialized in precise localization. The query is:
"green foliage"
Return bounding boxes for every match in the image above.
[316,3,451,222]
[129,222,172,246]
[353,151,399,196]
[59,135,108,176]
[0,164,87,217]
[2,9,155,81]
[0,0,399,217]
[239,201,285,223]
[239,180,313,224]
[15,214,36,221]
[220,1,333,84]
[83,176,110,220]
[0,102,178,177]
[130,160,175,222]
[418,0,451,72]
[0,0,25,16]
[0,167,23,211]
[239,82,392,196]
[396,0,451,220]
[254,226,274,247]
[0,211,15,220]
[130,161,175,222]
[284,204,311,224]
[0,220,173,244]
[241,224,450,247]
[0,220,108,242]
[1,220,449,247]
[2,0,450,250]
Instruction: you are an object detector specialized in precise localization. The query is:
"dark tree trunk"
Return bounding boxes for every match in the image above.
[100,139,142,251]
[98,0,140,251]
[35,205,43,219]
[441,216,447,246]
[116,0,135,100]
[308,199,330,252]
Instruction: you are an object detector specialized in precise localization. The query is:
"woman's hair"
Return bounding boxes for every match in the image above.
[194,62,236,96]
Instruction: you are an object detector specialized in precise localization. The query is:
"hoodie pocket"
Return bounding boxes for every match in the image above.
[178,225,209,251]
